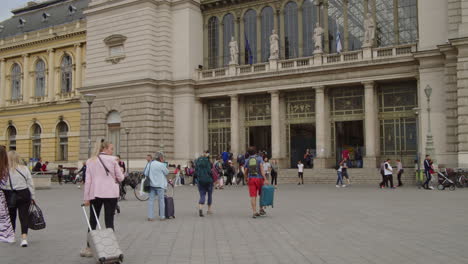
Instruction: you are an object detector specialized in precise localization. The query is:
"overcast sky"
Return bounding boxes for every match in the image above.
[0,0,35,22]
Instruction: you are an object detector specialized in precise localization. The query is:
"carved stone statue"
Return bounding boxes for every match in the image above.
[363,13,375,47]
[269,29,279,60]
[229,36,238,65]
[313,23,324,53]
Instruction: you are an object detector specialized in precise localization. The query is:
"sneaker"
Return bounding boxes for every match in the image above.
[259,209,266,216]
[199,209,204,217]
[252,213,260,219]
[429,186,434,190]
[20,239,28,247]
[341,185,346,188]
[80,247,93,258]
[147,218,155,222]
[336,185,340,188]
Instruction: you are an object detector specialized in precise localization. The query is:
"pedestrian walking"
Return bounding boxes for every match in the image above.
[214,156,224,189]
[56,165,64,185]
[379,161,387,188]
[225,161,235,186]
[270,159,278,186]
[396,159,404,187]
[383,158,395,189]
[1,150,34,246]
[341,158,351,185]
[0,146,14,244]
[195,152,214,217]
[263,157,272,182]
[244,147,269,218]
[174,165,182,186]
[80,139,125,258]
[297,160,304,185]
[144,152,169,221]
[77,161,87,187]
[303,149,313,168]
[422,155,434,190]
[117,155,126,174]
[336,160,346,188]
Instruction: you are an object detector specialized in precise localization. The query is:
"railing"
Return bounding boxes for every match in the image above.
[32,96,48,103]
[197,44,417,80]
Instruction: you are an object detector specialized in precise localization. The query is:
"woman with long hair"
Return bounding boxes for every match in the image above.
[80,139,125,258]
[0,146,15,244]
[2,150,35,246]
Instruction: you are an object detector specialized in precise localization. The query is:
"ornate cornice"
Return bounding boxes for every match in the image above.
[0,30,86,53]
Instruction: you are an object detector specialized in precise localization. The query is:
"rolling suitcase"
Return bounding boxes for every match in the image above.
[81,205,124,264]
[260,185,275,208]
[164,184,175,219]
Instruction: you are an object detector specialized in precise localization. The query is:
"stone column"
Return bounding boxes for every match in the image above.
[203,22,208,68]
[194,98,204,158]
[47,49,55,101]
[0,59,6,107]
[22,54,30,102]
[203,102,209,152]
[315,86,328,168]
[363,81,378,168]
[230,94,240,158]
[270,91,281,159]
[75,43,82,91]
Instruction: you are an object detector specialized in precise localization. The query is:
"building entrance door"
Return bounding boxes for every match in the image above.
[247,126,271,157]
[289,124,315,168]
[335,120,364,166]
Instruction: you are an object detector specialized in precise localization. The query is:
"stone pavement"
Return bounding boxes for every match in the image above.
[1,183,468,264]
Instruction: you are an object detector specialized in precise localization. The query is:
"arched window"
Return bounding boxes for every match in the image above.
[61,54,72,93]
[11,63,22,100]
[244,9,257,64]
[284,2,298,59]
[208,17,219,69]
[56,122,68,161]
[261,6,274,62]
[35,59,46,97]
[7,126,17,151]
[303,0,318,56]
[107,111,121,155]
[31,124,41,159]
[328,0,345,53]
[223,14,235,66]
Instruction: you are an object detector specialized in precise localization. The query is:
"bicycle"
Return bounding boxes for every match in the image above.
[454,168,468,188]
[131,172,149,201]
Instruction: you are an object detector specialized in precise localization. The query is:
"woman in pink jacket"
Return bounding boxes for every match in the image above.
[80,139,124,258]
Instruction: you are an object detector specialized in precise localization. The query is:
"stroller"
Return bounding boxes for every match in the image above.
[437,169,456,191]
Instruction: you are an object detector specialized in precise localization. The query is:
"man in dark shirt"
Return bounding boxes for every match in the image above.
[33,158,42,172]
[422,155,433,190]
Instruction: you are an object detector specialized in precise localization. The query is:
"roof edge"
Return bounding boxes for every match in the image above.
[11,0,69,15]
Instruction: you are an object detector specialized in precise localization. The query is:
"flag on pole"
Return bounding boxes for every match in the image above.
[336,31,343,54]
[245,33,253,64]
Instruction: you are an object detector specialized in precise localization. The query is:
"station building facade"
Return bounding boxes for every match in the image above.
[80,0,467,176]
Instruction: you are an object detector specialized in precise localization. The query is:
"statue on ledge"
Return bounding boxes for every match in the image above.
[269,29,279,60]
[229,36,239,65]
[363,13,375,47]
[313,23,324,53]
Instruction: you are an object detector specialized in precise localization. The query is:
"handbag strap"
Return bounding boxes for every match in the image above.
[8,171,15,191]
[97,154,110,176]
[15,168,28,182]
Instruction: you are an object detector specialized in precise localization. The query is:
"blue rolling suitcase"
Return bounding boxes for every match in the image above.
[260,185,275,208]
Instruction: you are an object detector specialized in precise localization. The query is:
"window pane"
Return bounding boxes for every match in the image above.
[376,0,395,46]
[35,60,46,97]
[303,0,318,57]
[11,64,21,100]
[244,9,257,64]
[284,2,298,59]
[398,0,417,44]
[223,14,235,66]
[348,0,364,50]
[61,55,73,93]
[328,0,344,53]
[261,7,274,62]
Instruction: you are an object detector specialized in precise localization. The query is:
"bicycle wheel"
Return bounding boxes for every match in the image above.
[134,182,149,201]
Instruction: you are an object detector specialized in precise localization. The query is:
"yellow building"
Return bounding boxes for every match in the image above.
[0,0,88,167]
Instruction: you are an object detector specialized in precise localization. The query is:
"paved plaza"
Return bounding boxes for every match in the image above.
[1,183,468,264]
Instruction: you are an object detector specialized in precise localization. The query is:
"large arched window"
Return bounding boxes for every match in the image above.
[302,0,318,56]
[7,126,17,151]
[61,54,72,93]
[223,14,235,66]
[11,63,22,100]
[56,122,68,161]
[107,111,121,155]
[376,0,395,46]
[244,9,257,64]
[284,2,298,59]
[208,16,219,69]
[35,59,46,97]
[328,0,345,53]
[261,6,274,62]
[31,124,41,159]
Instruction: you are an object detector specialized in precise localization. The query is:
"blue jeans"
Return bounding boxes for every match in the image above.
[198,183,213,205]
[148,187,165,219]
[336,171,343,185]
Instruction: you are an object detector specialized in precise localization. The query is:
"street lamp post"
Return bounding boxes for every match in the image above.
[125,128,131,173]
[424,85,435,159]
[83,94,96,158]
[413,107,421,176]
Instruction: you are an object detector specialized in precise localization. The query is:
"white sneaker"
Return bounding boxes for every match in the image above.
[429,186,434,190]
[20,239,28,247]
[341,185,346,188]
[336,185,340,188]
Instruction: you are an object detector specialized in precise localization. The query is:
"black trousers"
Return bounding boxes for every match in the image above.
[271,173,278,185]
[298,172,304,184]
[380,171,388,187]
[397,170,404,186]
[3,189,31,235]
[226,174,233,185]
[87,197,118,246]
[384,174,394,188]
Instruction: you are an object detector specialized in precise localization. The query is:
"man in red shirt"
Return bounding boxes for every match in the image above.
[41,161,49,171]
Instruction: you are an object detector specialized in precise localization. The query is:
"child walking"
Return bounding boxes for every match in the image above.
[297,160,304,185]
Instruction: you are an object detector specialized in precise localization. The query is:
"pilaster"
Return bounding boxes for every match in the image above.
[22,54,30,103]
[75,43,82,91]
[315,86,331,168]
[270,91,281,159]
[363,81,378,168]
[47,49,55,101]
[230,94,240,158]
[0,59,6,107]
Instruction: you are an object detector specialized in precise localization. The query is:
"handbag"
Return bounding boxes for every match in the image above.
[142,161,154,193]
[6,169,29,208]
[28,201,46,230]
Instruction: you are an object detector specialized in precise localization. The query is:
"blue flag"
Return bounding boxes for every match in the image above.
[245,33,253,64]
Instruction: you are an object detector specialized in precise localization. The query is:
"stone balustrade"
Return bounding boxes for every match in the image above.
[196,44,417,81]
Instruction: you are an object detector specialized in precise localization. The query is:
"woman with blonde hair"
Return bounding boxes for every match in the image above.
[0,146,15,244]
[1,150,35,247]
[80,139,125,258]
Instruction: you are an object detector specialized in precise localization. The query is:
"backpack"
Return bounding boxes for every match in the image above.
[195,157,213,184]
[247,156,260,176]
[237,154,245,165]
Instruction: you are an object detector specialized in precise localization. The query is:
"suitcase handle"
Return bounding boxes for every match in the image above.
[81,204,102,230]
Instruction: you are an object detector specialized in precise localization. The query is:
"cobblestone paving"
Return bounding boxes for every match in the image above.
[1,183,468,264]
